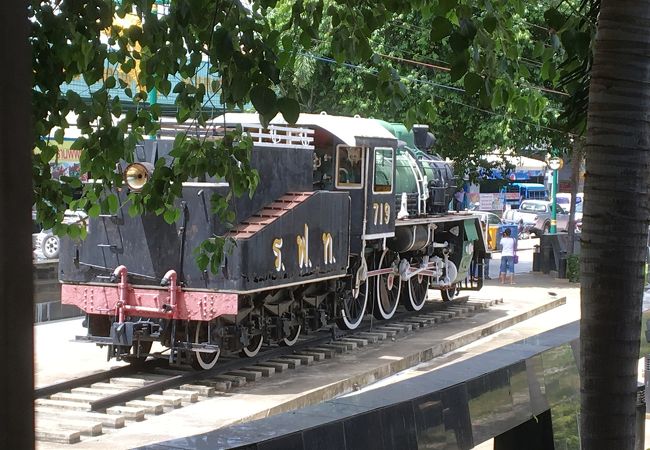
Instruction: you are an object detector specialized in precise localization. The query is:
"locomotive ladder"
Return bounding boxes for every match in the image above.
[413,161,428,215]
[227,192,314,239]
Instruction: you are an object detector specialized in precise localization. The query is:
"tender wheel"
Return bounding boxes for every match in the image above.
[241,333,263,357]
[441,284,459,302]
[336,259,369,330]
[374,250,401,320]
[41,234,60,259]
[543,222,551,234]
[280,324,301,347]
[192,322,220,370]
[402,273,428,311]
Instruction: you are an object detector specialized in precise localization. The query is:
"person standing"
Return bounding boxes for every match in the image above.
[499,228,516,284]
[454,189,465,212]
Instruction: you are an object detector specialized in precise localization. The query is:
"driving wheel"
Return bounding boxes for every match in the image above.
[402,272,428,311]
[374,250,401,320]
[336,259,369,330]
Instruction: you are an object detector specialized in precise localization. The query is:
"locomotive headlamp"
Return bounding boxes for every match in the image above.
[124,162,154,192]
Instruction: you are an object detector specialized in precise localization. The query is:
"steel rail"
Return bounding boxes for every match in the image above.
[34,358,164,399]
[41,295,476,411]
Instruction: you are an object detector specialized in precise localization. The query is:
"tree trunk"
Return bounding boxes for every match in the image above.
[0,1,34,449]
[581,1,650,448]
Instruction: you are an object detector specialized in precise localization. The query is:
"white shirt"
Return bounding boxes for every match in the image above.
[501,236,516,257]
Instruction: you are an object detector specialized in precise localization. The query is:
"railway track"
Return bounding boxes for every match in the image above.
[35,296,503,445]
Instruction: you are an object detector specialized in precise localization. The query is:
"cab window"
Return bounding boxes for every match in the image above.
[373,147,394,193]
[335,145,364,188]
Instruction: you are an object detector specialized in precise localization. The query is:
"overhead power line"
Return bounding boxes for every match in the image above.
[302,52,570,136]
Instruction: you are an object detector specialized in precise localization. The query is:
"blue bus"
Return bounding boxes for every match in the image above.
[501,182,548,208]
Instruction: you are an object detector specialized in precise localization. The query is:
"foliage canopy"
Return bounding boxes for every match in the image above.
[31,0,592,267]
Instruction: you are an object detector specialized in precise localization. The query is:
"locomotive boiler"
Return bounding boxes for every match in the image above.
[60,113,487,369]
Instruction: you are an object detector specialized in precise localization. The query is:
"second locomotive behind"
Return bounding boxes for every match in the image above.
[60,113,487,369]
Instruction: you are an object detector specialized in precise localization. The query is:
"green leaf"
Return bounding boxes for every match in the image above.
[277,97,300,124]
[121,59,134,73]
[163,208,179,224]
[107,194,119,214]
[203,238,217,253]
[437,0,458,15]
[105,76,116,89]
[41,144,57,163]
[176,106,191,123]
[159,79,172,97]
[514,97,528,118]
[541,60,556,81]
[491,84,503,109]
[210,254,220,274]
[128,201,140,217]
[108,52,119,65]
[449,60,468,82]
[449,32,469,52]
[196,253,209,271]
[229,75,251,102]
[458,18,476,40]
[54,128,65,145]
[212,28,233,60]
[88,204,101,217]
[250,85,277,115]
[111,100,122,118]
[68,224,81,239]
[463,72,483,95]
[430,17,453,41]
[544,8,565,31]
[483,15,497,34]
[505,45,519,60]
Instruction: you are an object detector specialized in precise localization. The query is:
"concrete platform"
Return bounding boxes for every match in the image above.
[34,239,585,449]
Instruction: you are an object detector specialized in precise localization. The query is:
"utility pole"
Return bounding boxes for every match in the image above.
[548,156,563,234]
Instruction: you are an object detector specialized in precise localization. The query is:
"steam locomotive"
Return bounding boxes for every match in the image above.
[60,113,487,369]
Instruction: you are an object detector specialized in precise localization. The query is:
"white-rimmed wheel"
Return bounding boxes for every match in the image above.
[441,284,459,302]
[336,258,369,330]
[192,322,220,370]
[373,250,401,320]
[41,234,60,259]
[440,260,459,302]
[281,324,301,346]
[402,271,429,311]
[241,333,263,357]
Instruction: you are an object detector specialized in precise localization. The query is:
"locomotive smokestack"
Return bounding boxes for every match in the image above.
[413,125,436,152]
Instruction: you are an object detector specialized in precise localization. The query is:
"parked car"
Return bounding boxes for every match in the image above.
[532,201,583,236]
[33,210,87,260]
[502,199,549,235]
[556,193,584,207]
[502,199,582,237]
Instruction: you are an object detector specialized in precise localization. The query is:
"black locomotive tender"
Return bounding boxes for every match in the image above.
[60,113,487,369]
